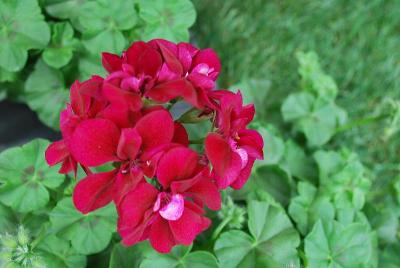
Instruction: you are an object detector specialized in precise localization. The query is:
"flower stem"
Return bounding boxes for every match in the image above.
[335,114,387,134]
[212,216,232,241]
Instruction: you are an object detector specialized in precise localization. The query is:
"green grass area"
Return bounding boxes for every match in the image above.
[193,0,400,180]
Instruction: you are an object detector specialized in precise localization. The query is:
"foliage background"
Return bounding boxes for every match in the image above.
[0,0,399,267]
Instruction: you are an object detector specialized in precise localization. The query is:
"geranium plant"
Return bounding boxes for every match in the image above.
[45,39,264,253]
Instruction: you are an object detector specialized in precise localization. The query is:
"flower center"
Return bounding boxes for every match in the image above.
[153,192,184,221]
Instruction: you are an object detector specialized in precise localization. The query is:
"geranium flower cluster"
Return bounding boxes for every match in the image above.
[45,39,263,253]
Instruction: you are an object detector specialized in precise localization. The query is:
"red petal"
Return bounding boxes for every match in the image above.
[135,109,174,150]
[191,48,221,75]
[73,170,117,214]
[102,52,122,73]
[118,182,158,229]
[157,147,198,188]
[45,140,69,166]
[70,80,91,117]
[146,79,199,107]
[103,82,142,111]
[156,40,182,75]
[237,129,264,160]
[117,128,142,160]
[149,215,176,253]
[169,203,211,245]
[114,166,144,204]
[59,157,77,175]
[172,122,189,146]
[205,133,242,189]
[171,168,221,211]
[70,119,120,166]
[231,158,255,190]
[125,41,162,76]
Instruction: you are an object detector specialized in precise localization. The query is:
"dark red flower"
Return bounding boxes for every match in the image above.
[71,109,188,213]
[117,147,220,253]
[205,91,263,189]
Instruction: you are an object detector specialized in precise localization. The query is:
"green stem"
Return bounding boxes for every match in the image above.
[212,216,232,241]
[335,114,387,134]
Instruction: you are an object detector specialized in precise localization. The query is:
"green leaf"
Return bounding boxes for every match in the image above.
[49,197,117,255]
[252,165,294,206]
[109,243,146,268]
[37,235,87,268]
[297,51,338,101]
[43,22,79,68]
[215,200,300,268]
[281,92,314,122]
[305,220,373,268]
[0,139,65,212]
[0,203,16,232]
[140,244,219,268]
[138,0,196,42]
[288,182,334,235]
[0,0,50,71]
[79,0,137,55]
[299,104,338,147]
[79,54,107,81]
[380,243,400,268]
[44,0,88,31]
[24,59,69,130]
[252,124,285,167]
[282,139,317,182]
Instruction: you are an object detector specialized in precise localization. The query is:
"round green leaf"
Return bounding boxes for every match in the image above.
[0,203,16,232]
[283,139,317,182]
[0,0,50,71]
[288,182,334,235]
[0,139,65,212]
[140,245,219,268]
[281,92,314,122]
[138,0,196,42]
[25,60,69,130]
[78,0,136,55]
[43,22,79,68]
[38,235,87,268]
[215,200,300,268]
[305,220,373,268]
[49,197,117,255]
[109,243,146,268]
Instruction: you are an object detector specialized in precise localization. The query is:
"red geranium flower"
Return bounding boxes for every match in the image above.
[205,91,264,189]
[117,147,220,253]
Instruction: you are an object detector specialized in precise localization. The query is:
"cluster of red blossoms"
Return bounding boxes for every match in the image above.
[45,39,263,253]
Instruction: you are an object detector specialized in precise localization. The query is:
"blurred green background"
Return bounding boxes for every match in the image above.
[193,0,400,180]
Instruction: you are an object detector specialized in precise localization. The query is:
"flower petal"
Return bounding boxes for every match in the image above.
[171,168,221,211]
[125,41,162,76]
[157,147,198,188]
[172,122,189,146]
[146,79,199,107]
[45,140,69,166]
[135,109,174,150]
[149,215,176,253]
[117,128,142,160]
[70,119,120,166]
[191,48,221,76]
[73,170,117,214]
[205,133,242,189]
[114,166,144,204]
[231,158,255,190]
[102,52,122,73]
[169,203,211,245]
